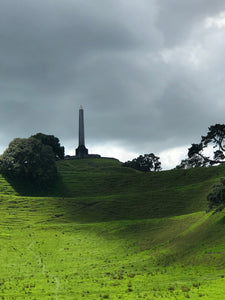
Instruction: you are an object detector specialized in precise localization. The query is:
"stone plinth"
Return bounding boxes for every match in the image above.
[76,145,88,158]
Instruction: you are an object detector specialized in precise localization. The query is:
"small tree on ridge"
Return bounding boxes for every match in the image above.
[123,153,161,172]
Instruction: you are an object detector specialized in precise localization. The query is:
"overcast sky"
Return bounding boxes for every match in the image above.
[1,0,225,169]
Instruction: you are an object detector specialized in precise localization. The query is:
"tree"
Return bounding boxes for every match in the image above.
[188,124,225,167]
[0,137,57,183]
[207,178,225,211]
[31,133,64,160]
[122,153,161,172]
[176,154,207,169]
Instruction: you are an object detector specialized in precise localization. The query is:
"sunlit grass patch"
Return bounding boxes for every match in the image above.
[1,159,225,298]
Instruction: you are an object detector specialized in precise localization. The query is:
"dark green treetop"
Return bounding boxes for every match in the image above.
[31,133,64,160]
[0,137,57,183]
[122,153,161,172]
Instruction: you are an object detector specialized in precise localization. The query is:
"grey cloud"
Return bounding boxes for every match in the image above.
[0,0,225,167]
[156,0,225,46]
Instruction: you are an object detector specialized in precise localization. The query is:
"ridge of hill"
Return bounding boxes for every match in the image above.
[1,158,225,299]
[0,157,224,221]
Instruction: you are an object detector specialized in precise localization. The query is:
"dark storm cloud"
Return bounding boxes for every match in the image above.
[1,0,225,167]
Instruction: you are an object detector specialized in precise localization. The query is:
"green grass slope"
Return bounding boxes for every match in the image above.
[56,158,225,221]
[1,158,225,299]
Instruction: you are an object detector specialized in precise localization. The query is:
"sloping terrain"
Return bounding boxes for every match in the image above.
[1,158,225,299]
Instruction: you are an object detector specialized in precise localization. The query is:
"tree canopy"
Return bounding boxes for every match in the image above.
[176,154,207,169]
[0,137,57,183]
[122,153,161,172]
[186,124,225,168]
[31,133,64,160]
[207,178,225,212]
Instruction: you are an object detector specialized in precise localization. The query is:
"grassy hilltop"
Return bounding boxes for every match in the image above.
[1,158,225,299]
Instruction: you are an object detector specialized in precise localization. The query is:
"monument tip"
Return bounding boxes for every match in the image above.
[79,105,83,110]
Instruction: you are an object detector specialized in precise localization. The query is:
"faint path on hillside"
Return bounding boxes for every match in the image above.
[27,233,60,299]
[178,212,212,238]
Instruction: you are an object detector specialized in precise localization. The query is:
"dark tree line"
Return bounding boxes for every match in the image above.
[124,124,225,172]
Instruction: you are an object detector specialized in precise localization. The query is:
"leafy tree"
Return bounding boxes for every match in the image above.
[122,153,161,172]
[176,154,207,169]
[0,137,57,183]
[188,124,225,167]
[207,178,225,211]
[31,133,64,160]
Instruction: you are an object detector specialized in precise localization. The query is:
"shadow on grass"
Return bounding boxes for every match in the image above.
[0,172,210,223]
[0,159,216,223]
[1,173,69,197]
[1,172,142,223]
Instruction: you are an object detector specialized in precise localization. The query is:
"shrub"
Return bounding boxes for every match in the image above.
[207,178,225,211]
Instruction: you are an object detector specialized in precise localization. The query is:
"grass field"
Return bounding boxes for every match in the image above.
[1,158,225,299]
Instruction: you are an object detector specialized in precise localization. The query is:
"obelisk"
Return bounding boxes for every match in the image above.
[76,105,88,157]
[79,105,85,146]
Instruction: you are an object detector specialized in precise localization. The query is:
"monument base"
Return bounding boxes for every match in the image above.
[66,154,101,159]
[76,145,89,158]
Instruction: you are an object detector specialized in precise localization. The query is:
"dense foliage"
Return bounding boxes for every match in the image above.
[188,124,225,167]
[0,137,57,183]
[122,153,161,172]
[207,178,225,211]
[31,133,64,160]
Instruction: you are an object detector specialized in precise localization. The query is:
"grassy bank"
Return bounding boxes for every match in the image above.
[1,158,225,299]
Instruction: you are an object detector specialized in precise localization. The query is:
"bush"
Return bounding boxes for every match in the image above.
[207,178,225,211]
